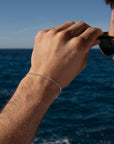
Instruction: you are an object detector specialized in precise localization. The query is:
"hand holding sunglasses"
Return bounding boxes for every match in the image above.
[99,32,114,56]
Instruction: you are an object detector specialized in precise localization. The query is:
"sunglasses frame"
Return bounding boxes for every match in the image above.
[98,32,114,56]
[99,32,114,40]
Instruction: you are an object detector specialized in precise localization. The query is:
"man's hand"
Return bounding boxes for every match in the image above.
[0,21,103,144]
[30,21,103,89]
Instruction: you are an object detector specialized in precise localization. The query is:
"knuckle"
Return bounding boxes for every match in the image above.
[94,27,103,34]
[76,21,89,28]
[77,36,86,44]
[87,27,103,39]
[94,27,100,31]
[88,27,101,34]
[48,28,56,35]
[57,31,67,39]
[67,21,75,25]
[38,30,46,35]
[35,33,39,40]
[91,27,97,32]
[35,30,46,40]
[76,21,85,26]
[35,34,39,41]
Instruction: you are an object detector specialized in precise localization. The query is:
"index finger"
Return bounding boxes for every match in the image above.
[79,27,103,48]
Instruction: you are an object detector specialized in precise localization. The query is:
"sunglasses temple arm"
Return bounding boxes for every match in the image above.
[98,35,114,40]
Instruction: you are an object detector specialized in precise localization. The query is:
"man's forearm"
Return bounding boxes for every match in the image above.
[0,74,59,144]
[0,21,103,144]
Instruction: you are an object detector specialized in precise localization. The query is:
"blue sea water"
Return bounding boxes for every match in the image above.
[0,49,114,144]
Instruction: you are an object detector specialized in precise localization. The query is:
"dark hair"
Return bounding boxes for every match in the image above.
[105,0,114,8]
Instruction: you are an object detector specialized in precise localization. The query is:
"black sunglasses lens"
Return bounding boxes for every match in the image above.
[99,32,114,56]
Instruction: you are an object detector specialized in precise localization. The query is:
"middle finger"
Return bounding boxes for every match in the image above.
[66,21,90,37]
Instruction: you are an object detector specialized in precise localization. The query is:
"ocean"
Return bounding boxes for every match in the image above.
[0,49,114,144]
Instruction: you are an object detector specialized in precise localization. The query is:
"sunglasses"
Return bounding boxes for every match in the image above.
[98,32,114,56]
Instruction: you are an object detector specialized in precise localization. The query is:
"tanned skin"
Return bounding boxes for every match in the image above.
[105,0,114,43]
[0,21,103,144]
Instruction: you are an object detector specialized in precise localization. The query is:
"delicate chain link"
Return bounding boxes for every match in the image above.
[28,72,62,93]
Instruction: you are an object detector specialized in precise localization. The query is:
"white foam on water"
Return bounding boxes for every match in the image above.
[43,138,71,144]
[32,137,71,144]
[31,137,113,144]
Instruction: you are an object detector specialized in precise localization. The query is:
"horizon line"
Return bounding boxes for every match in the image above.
[0,47,99,50]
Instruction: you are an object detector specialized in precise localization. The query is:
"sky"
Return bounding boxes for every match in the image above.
[0,0,112,48]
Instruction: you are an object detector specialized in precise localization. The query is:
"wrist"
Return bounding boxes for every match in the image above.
[17,73,60,105]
